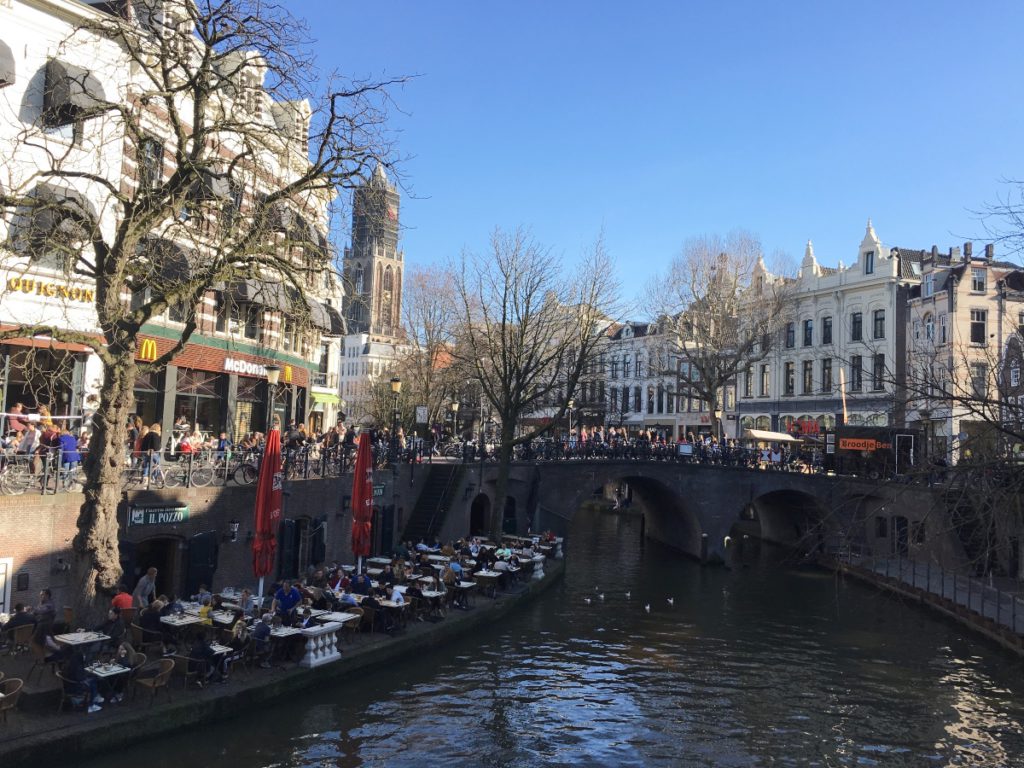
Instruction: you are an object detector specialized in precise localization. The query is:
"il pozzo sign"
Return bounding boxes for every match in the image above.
[127,504,190,527]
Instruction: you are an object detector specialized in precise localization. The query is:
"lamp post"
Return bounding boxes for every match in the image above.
[567,398,575,441]
[265,364,281,431]
[451,401,460,441]
[389,376,402,463]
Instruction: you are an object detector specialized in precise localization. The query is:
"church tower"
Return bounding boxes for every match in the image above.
[343,164,403,340]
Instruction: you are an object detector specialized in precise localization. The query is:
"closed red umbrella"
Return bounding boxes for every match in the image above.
[350,432,373,562]
[253,427,283,596]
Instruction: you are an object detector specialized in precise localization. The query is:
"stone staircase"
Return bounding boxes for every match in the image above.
[402,464,463,544]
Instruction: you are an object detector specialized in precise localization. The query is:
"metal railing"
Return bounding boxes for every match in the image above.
[841,552,1024,636]
[311,371,337,388]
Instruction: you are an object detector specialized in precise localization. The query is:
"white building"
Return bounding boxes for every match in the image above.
[735,222,919,437]
[0,0,345,439]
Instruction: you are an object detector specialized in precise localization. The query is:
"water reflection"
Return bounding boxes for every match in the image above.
[79,509,1024,768]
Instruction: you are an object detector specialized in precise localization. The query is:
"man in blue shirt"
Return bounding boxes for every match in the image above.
[272,580,302,623]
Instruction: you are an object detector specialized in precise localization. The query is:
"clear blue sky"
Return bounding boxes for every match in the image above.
[298,1,1024,302]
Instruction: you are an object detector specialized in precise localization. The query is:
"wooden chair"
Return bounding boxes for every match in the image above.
[0,678,23,723]
[360,606,376,636]
[5,624,34,656]
[27,640,57,684]
[340,608,363,644]
[62,606,74,626]
[170,654,203,689]
[133,658,173,706]
[130,623,163,656]
[120,607,137,626]
[55,671,90,712]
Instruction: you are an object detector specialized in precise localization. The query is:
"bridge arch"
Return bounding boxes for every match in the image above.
[747,489,832,552]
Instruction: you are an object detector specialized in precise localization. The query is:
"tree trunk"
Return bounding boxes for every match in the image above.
[488,422,515,542]
[70,351,136,625]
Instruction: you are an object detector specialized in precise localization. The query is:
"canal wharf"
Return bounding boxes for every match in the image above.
[0,560,564,767]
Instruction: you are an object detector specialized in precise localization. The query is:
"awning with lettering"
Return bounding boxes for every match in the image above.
[8,183,99,257]
[742,429,801,443]
[44,59,108,125]
[311,392,340,405]
[0,40,15,87]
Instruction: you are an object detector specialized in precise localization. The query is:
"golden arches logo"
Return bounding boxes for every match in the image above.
[137,338,158,362]
[283,365,292,384]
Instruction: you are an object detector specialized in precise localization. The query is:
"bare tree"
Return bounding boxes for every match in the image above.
[647,231,791,441]
[452,227,619,538]
[0,0,403,618]
[393,265,459,436]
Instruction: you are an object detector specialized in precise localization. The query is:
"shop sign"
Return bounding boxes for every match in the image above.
[372,484,385,498]
[6,277,95,303]
[838,438,891,452]
[224,357,270,377]
[127,504,190,527]
[415,406,428,424]
[137,338,159,362]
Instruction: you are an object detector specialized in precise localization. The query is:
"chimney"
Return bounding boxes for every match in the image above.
[931,245,938,259]
[964,241,972,259]
[985,243,994,261]
[951,246,961,261]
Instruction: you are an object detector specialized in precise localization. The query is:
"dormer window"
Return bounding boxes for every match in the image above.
[971,267,986,293]
[864,250,874,275]
[923,274,934,298]
[241,72,262,120]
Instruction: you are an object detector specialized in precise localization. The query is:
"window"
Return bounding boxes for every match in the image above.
[230,303,259,340]
[850,356,863,391]
[822,316,832,345]
[970,309,987,345]
[821,358,832,392]
[633,387,642,412]
[139,137,163,190]
[213,293,226,332]
[971,268,986,292]
[851,312,863,342]
[743,366,752,398]
[865,250,874,275]
[785,322,795,349]
[168,299,188,323]
[913,320,921,341]
[802,360,813,394]
[1018,311,1024,337]
[610,387,618,412]
[803,319,813,347]
[623,355,631,379]
[939,314,948,344]
[971,363,988,399]
[875,516,888,538]
[1011,364,1021,388]
[872,354,885,391]
[635,356,643,378]
[873,309,885,340]
[924,274,934,298]
[760,364,769,397]
[784,362,795,395]
[610,360,619,379]
[924,314,934,342]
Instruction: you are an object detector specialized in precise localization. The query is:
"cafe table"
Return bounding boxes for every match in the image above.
[86,661,130,678]
[270,626,302,638]
[367,557,392,567]
[473,571,501,598]
[453,580,477,608]
[377,599,408,630]
[316,611,361,624]
[161,613,204,628]
[208,642,233,655]
[55,631,110,646]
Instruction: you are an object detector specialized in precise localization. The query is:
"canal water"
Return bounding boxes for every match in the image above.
[81,508,1024,767]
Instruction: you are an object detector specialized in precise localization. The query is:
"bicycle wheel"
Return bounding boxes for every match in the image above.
[190,467,213,487]
[163,468,181,487]
[234,464,258,485]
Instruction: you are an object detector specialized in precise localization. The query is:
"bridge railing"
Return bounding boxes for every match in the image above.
[842,552,1024,636]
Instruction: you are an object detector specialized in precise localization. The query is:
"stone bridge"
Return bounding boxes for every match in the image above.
[474,461,949,564]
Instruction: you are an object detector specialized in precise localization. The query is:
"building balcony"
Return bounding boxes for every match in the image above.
[311,371,337,389]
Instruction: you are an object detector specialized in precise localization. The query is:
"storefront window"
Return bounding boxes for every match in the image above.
[174,368,226,438]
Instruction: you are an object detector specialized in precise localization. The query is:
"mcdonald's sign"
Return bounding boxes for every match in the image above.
[137,338,159,362]
[283,365,292,384]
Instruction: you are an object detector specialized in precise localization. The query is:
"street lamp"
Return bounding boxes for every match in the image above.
[339,398,347,425]
[265,364,281,431]
[567,398,575,440]
[389,376,402,463]
[451,401,460,441]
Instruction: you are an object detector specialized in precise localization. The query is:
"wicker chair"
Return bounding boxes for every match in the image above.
[0,678,23,723]
[359,606,376,636]
[27,640,58,684]
[55,671,91,712]
[5,624,34,656]
[340,608,363,643]
[170,654,204,689]
[133,658,173,705]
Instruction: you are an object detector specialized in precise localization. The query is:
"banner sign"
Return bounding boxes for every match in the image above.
[372,484,385,498]
[127,504,190,527]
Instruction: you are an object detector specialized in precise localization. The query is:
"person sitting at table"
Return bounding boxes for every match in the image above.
[94,607,126,648]
[35,620,69,663]
[469,538,481,558]
[139,600,166,647]
[1,602,37,632]
[350,572,371,596]
[414,538,430,553]
[495,544,512,559]
[297,607,316,629]
[187,631,225,685]
[387,583,404,606]
[380,563,396,584]
[520,543,535,559]
[63,648,104,713]
[238,588,257,616]
[327,569,347,593]
[252,614,273,668]
[198,596,214,626]
[441,564,458,589]
[338,588,359,607]
[162,594,184,616]
[272,579,303,623]
[393,540,410,560]
[441,540,457,558]
[192,584,212,603]
[449,559,464,579]
[227,611,249,653]
[111,584,133,611]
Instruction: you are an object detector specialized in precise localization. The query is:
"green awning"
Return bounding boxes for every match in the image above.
[311,392,340,405]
